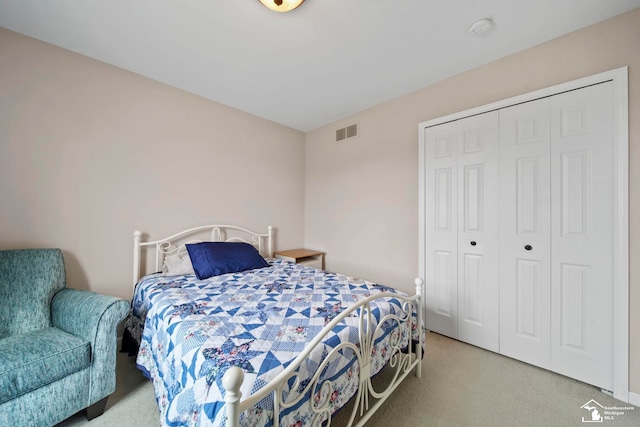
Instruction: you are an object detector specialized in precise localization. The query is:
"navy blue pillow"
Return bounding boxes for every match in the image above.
[185,242,269,280]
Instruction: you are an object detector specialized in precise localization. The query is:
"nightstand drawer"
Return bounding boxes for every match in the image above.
[297,257,323,269]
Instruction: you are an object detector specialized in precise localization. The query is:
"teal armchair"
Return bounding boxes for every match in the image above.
[0,249,129,427]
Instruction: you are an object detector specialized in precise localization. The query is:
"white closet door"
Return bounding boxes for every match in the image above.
[499,98,552,368]
[424,112,500,352]
[550,82,614,390]
[424,120,460,338]
[456,112,500,352]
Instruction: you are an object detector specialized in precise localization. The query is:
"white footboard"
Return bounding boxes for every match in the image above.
[223,278,424,427]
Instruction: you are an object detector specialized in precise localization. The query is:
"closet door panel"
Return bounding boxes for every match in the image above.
[456,112,500,352]
[550,82,614,390]
[424,124,459,338]
[499,98,551,368]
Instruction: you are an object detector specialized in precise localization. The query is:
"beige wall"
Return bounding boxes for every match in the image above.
[0,28,306,301]
[305,9,640,392]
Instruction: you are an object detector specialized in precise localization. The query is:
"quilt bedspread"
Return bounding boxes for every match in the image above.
[127,259,416,427]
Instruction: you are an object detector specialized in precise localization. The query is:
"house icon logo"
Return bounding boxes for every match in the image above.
[581,399,604,422]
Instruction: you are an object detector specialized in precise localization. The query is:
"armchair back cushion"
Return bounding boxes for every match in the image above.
[0,249,66,338]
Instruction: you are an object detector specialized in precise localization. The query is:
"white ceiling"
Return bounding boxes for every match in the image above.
[1,1,639,132]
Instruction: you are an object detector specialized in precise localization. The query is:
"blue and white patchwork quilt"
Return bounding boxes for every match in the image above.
[126,259,417,426]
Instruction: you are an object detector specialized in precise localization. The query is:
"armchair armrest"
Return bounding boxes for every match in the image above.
[51,288,130,406]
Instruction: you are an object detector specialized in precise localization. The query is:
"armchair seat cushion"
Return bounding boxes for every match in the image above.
[0,327,90,404]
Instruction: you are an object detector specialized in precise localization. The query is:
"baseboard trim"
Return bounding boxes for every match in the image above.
[629,391,640,406]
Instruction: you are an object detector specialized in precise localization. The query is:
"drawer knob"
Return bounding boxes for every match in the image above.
[470,241,477,246]
[525,245,533,251]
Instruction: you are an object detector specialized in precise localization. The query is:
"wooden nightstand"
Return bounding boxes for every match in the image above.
[274,249,325,270]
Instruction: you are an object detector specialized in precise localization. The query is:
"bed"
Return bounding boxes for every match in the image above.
[124,224,423,427]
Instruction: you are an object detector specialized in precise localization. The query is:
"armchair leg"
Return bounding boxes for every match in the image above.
[85,396,109,420]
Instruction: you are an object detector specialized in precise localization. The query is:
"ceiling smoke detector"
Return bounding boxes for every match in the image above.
[468,18,494,35]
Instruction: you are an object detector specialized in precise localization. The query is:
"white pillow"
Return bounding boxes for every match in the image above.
[161,252,195,276]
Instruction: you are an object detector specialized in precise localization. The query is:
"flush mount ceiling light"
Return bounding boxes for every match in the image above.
[468,17,494,35]
[259,0,305,12]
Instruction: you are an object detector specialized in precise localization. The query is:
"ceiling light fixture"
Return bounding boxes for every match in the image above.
[259,0,305,12]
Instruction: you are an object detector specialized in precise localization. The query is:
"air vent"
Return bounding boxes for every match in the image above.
[335,123,359,143]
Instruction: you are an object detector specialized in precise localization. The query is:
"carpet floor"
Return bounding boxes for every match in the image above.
[57,332,639,426]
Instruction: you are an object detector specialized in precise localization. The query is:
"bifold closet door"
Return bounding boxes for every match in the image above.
[550,82,614,390]
[499,98,552,370]
[425,112,500,352]
[499,82,614,389]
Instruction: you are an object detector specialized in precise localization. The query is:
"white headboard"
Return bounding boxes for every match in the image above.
[133,225,273,285]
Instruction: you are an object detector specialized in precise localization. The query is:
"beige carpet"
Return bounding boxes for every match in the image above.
[58,332,639,426]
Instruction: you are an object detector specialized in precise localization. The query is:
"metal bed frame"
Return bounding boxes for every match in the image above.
[132,224,423,427]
